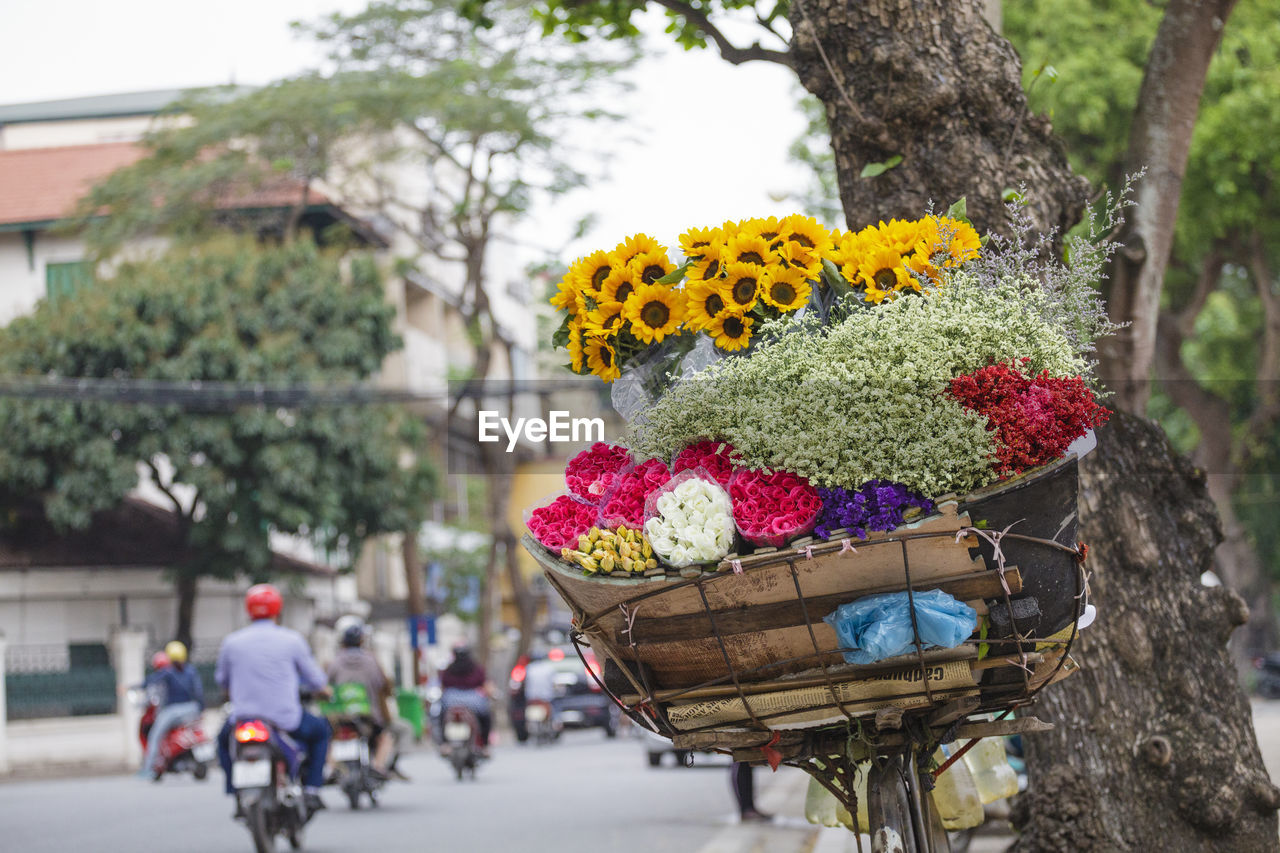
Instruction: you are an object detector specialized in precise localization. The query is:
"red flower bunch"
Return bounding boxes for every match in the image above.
[528,495,600,550]
[948,359,1111,475]
[672,440,737,485]
[598,458,672,527]
[565,442,631,502]
[728,468,823,548]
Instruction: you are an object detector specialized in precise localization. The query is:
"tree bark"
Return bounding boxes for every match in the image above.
[1010,414,1280,851]
[1099,0,1239,413]
[780,0,1277,844]
[174,571,198,649]
[403,533,426,684]
[789,0,1088,238]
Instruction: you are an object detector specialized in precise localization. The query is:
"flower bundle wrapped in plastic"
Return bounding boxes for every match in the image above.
[643,471,736,568]
[813,481,936,541]
[527,495,601,550]
[672,440,738,486]
[565,442,631,501]
[598,458,672,528]
[560,524,658,576]
[728,468,823,548]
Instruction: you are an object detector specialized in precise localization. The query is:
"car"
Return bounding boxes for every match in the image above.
[508,646,619,742]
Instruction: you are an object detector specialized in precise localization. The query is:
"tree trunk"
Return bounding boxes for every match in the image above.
[174,571,198,649]
[1098,0,1239,413]
[403,533,426,685]
[789,0,1088,238]
[1010,414,1279,851]
[785,0,1277,844]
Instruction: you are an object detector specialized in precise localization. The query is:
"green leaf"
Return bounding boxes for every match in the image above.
[977,617,990,661]
[945,197,968,222]
[859,155,903,178]
[821,258,853,296]
[656,262,690,284]
[551,313,572,349]
[1002,188,1023,203]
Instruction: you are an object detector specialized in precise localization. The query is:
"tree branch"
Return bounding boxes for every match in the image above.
[145,459,190,519]
[649,0,794,67]
[1175,248,1225,338]
[1242,230,1280,470]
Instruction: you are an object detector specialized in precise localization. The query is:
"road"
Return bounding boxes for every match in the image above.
[4,703,1277,853]
[0,728,824,853]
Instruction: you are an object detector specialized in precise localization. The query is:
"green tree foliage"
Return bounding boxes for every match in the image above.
[0,240,435,629]
[1006,1,1280,595]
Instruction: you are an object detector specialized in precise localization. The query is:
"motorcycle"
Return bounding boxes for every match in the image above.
[438,705,486,781]
[326,715,386,809]
[523,698,560,746]
[230,718,315,853]
[132,689,216,780]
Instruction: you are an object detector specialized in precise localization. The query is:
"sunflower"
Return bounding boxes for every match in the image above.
[679,226,723,260]
[582,300,625,338]
[549,271,582,313]
[567,320,586,373]
[687,245,726,282]
[916,216,981,268]
[685,278,729,330]
[854,245,910,302]
[779,214,836,272]
[597,266,643,307]
[613,233,667,265]
[740,216,785,245]
[623,283,686,344]
[762,266,811,312]
[829,230,867,271]
[883,219,925,256]
[574,249,617,297]
[717,262,764,312]
[706,311,754,352]
[584,336,621,382]
[628,250,676,286]
[724,233,773,268]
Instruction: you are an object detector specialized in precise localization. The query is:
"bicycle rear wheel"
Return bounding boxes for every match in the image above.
[866,751,950,853]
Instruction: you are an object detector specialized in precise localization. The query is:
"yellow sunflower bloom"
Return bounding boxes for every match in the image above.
[884,219,925,256]
[685,278,729,331]
[567,320,586,373]
[628,250,676,286]
[779,214,836,271]
[724,233,773,268]
[582,300,625,338]
[762,266,811,312]
[574,250,616,297]
[598,266,643,307]
[613,233,667,265]
[678,226,723,260]
[687,245,727,283]
[916,216,981,268]
[718,262,764,312]
[706,311,754,352]
[584,336,621,382]
[829,231,867,270]
[741,215,785,245]
[623,283,686,344]
[549,271,582,313]
[854,245,910,302]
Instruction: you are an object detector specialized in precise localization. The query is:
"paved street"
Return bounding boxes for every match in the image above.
[4,702,1278,853]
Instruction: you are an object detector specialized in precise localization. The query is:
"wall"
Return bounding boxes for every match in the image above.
[0,231,91,326]
[0,116,155,150]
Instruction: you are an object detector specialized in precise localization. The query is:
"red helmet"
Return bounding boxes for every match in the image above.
[150,652,170,670]
[245,583,283,620]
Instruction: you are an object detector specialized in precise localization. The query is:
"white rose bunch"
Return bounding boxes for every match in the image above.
[644,475,735,567]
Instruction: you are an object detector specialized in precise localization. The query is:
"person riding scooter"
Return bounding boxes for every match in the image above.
[325,621,396,779]
[439,645,492,756]
[215,583,332,815]
[138,640,204,780]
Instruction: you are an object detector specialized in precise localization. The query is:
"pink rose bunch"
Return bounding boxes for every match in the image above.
[528,495,600,550]
[672,440,737,486]
[565,442,631,501]
[598,458,672,528]
[728,468,824,548]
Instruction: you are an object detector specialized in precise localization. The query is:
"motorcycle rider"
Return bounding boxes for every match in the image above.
[439,644,492,755]
[325,621,395,779]
[138,640,204,780]
[215,583,332,814]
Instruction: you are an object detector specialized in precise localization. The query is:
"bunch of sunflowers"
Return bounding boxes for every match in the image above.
[550,211,980,383]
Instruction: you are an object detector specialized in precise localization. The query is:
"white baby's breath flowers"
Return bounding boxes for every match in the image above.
[644,476,735,567]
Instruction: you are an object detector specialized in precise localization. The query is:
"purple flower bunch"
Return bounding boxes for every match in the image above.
[813,480,935,540]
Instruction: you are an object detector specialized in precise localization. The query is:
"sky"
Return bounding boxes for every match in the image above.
[0,0,814,264]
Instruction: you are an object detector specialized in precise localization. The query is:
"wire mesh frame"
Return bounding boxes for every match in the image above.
[563,525,1087,748]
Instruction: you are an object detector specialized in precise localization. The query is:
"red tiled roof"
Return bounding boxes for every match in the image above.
[0,141,331,228]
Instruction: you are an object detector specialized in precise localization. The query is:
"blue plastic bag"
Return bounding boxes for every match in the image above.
[823,589,978,665]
